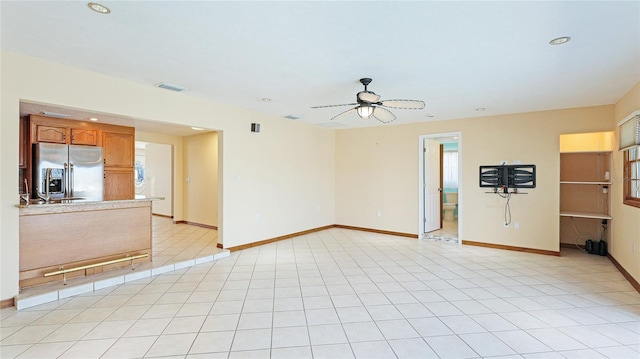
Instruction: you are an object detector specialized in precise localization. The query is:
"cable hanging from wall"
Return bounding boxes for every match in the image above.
[497,190,512,226]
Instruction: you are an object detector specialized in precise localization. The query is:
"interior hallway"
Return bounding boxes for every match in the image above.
[1,222,639,358]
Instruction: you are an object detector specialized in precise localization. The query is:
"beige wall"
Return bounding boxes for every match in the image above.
[336,106,614,252]
[222,117,336,242]
[0,51,336,301]
[611,82,640,284]
[183,132,218,227]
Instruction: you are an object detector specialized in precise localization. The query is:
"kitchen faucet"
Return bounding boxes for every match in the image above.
[37,168,52,202]
[20,179,30,203]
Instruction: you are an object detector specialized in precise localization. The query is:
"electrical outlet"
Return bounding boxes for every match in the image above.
[514,222,520,229]
[634,243,637,253]
[316,205,321,213]
[376,210,382,217]
[255,214,260,222]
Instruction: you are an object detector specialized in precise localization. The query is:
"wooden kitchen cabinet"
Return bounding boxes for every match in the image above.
[70,129,98,145]
[103,132,134,167]
[104,168,135,200]
[22,114,135,201]
[30,116,99,146]
[19,117,28,168]
[34,124,68,144]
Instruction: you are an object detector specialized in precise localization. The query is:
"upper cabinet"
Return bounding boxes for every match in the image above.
[102,131,135,201]
[71,129,98,146]
[34,124,68,144]
[103,132,134,168]
[29,115,99,146]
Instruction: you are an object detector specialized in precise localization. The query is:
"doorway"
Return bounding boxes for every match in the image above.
[135,141,173,217]
[419,132,461,242]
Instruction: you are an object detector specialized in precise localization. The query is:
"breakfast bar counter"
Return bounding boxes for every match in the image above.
[18,197,162,288]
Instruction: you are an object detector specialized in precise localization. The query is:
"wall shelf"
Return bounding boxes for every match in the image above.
[560,181,612,185]
[560,211,612,220]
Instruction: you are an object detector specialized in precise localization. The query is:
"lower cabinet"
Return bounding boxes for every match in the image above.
[104,168,134,200]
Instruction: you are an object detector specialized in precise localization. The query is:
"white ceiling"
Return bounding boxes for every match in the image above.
[2,1,639,132]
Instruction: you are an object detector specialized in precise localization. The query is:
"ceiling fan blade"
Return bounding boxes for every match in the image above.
[357,91,381,103]
[379,99,425,109]
[372,106,396,123]
[331,107,358,121]
[311,103,358,109]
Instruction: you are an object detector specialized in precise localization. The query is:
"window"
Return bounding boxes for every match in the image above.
[443,151,459,189]
[624,146,640,208]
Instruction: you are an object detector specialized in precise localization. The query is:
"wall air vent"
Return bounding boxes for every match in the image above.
[155,82,188,92]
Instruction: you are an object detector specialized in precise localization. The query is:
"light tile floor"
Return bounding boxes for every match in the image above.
[2,226,639,358]
[425,220,458,243]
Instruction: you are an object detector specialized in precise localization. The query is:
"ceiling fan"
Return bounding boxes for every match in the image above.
[312,78,425,123]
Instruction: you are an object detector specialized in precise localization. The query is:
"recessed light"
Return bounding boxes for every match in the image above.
[87,2,111,14]
[262,98,272,102]
[191,127,205,131]
[89,117,99,122]
[476,107,486,111]
[549,36,571,45]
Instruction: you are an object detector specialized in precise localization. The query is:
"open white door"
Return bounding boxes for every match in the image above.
[424,139,441,233]
[144,143,173,217]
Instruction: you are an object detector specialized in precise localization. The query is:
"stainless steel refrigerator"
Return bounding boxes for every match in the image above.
[33,143,104,201]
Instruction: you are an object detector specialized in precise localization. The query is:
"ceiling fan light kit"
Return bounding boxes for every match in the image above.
[356,104,374,119]
[311,78,425,124]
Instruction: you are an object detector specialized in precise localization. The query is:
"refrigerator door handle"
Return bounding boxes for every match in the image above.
[63,162,68,198]
[70,163,75,197]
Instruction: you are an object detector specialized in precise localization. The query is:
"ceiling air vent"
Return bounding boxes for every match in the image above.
[155,82,188,92]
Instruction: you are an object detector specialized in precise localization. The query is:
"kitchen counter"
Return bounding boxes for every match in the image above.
[17,196,164,215]
[18,196,162,288]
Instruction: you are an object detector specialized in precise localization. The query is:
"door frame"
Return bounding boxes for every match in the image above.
[418,132,462,240]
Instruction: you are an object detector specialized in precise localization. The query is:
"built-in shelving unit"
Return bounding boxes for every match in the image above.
[559,150,612,245]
